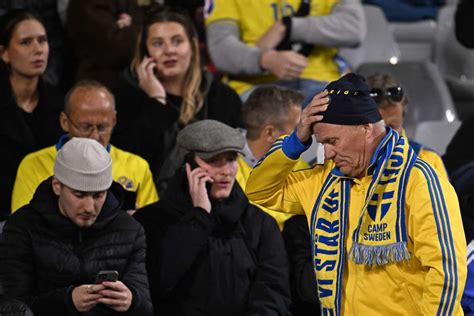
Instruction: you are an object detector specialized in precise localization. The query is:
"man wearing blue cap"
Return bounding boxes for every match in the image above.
[246,73,467,315]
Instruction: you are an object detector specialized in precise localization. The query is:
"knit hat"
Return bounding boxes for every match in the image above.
[177,120,245,159]
[54,138,112,192]
[320,73,382,125]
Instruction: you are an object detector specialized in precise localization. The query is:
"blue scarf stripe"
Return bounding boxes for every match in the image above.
[310,175,339,307]
[415,160,457,316]
[352,131,396,243]
[335,181,350,316]
[418,160,459,315]
[396,145,417,243]
[310,176,339,243]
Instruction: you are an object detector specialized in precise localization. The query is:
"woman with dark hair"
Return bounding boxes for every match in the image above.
[112,7,243,193]
[0,9,63,220]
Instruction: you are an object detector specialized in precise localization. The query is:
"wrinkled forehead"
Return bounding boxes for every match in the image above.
[313,122,350,143]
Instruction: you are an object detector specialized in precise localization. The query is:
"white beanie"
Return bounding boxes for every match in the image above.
[54,138,112,192]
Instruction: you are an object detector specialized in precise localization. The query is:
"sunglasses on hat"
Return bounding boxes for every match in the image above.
[369,86,404,105]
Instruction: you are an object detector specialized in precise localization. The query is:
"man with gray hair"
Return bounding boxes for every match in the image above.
[0,138,153,315]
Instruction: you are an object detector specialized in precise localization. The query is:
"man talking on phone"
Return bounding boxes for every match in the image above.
[0,138,153,315]
[134,120,290,315]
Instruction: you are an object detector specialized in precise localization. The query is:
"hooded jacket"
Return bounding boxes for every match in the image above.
[134,166,290,316]
[0,178,153,316]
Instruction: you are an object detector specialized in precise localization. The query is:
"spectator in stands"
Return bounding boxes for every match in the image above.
[0,0,71,88]
[455,0,474,48]
[11,80,158,214]
[245,73,466,315]
[66,0,149,91]
[204,0,365,105]
[363,0,445,22]
[0,138,153,316]
[237,88,318,316]
[112,7,243,191]
[366,73,448,178]
[0,9,63,224]
[236,85,307,230]
[134,120,290,315]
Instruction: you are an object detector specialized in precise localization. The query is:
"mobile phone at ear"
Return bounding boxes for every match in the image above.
[184,155,213,193]
[95,270,119,284]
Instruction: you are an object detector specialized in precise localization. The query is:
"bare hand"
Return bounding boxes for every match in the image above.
[116,13,132,29]
[185,163,213,213]
[72,284,105,312]
[96,281,133,312]
[260,50,308,80]
[296,90,329,143]
[255,21,286,50]
[135,57,166,100]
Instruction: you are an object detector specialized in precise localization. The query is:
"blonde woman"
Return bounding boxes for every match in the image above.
[112,7,243,187]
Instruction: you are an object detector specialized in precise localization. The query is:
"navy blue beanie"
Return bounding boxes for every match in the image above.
[320,73,382,125]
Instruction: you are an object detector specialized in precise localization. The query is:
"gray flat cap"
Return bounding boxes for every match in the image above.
[177,120,245,159]
[54,138,112,192]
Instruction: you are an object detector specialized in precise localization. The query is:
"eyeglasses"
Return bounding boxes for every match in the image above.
[369,86,404,105]
[65,113,113,136]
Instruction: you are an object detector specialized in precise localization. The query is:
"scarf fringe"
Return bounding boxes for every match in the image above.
[349,242,410,266]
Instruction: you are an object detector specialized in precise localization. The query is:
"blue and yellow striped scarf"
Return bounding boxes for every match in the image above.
[310,129,417,315]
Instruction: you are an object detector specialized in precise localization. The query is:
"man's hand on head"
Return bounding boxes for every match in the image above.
[296,90,329,143]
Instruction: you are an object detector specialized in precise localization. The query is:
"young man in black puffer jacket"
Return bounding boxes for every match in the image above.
[0,138,153,316]
[134,120,290,316]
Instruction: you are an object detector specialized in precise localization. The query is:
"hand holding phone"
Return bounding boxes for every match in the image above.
[95,270,119,284]
[185,158,213,213]
[135,56,166,100]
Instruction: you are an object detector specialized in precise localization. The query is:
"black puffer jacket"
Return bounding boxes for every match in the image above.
[134,167,290,316]
[0,178,153,316]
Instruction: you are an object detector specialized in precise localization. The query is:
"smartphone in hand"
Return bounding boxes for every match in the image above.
[95,270,119,284]
[184,154,212,194]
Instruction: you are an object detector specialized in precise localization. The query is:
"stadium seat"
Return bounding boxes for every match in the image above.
[339,5,401,70]
[390,20,437,61]
[413,120,461,155]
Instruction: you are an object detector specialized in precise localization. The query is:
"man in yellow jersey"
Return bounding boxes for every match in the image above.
[236,85,307,230]
[246,73,466,315]
[366,73,448,178]
[11,80,158,213]
[204,0,365,105]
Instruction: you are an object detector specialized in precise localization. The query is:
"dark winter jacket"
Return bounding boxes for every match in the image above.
[133,167,290,316]
[0,178,153,316]
[455,0,474,48]
[443,112,474,175]
[0,71,63,220]
[111,69,243,179]
[281,215,321,316]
